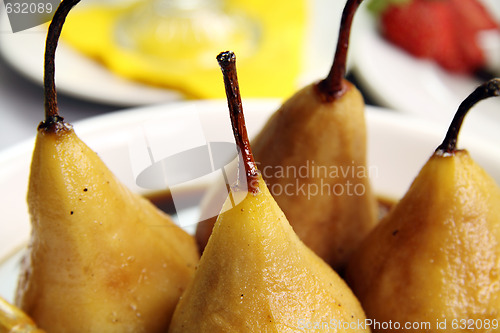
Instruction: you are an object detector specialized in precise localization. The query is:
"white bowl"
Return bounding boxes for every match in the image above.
[1,99,500,303]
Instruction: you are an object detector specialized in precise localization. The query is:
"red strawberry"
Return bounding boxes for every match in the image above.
[450,13,486,72]
[450,0,499,32]
[432,4,473,72]
[450,0,498,72]
[380,0,443,59]
[379,0,499,73]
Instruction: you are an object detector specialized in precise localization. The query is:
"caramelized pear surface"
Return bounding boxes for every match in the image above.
[18,123,199,332]
[347,151,500,331]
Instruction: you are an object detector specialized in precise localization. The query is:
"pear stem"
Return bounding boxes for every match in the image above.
[42,0,80,128]
[316,0,363,101]
[436,78,500,154]
[217,51,259,194]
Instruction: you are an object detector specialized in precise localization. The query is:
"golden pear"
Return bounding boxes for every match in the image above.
[15,1,199,331]
[346,79,500,332]
[18,124,199,332]
[168,51,370,333]
[195,0,378,270]
[250,79,377,270]
[171,174,370,332]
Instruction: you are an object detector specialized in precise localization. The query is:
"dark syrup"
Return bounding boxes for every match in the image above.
[145,187,206,217]
[145,190,396,222]
[376,195,396,220]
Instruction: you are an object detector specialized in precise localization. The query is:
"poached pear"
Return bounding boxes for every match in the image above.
[168,51,370,332]
[15,1,199,331]
[345,78,500,332]
[195,0,378,271]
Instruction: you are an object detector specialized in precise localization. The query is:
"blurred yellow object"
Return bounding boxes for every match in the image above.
[61,0,307,99]
[0,296,45,333]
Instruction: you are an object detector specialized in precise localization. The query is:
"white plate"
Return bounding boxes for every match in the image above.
[351,0,500,143]
[2,100,500,304]
[0,0,348,107]
[0,9,184,107]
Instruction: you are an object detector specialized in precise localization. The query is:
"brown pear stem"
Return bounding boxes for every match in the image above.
[217,51,259,194]
[316,0,363,101]
[436,78,500,154]
[41,0,80,128]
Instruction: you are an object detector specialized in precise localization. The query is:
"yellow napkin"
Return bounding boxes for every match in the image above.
[61,0,307,99]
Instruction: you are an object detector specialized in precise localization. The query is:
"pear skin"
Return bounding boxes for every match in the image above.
[346,151,500,332]
[16,124,199,332]
[170,174,370,332]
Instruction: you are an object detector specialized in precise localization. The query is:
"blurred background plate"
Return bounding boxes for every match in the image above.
[0,8,184,107]
[0,0,347,106]
[351,0,500,144]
